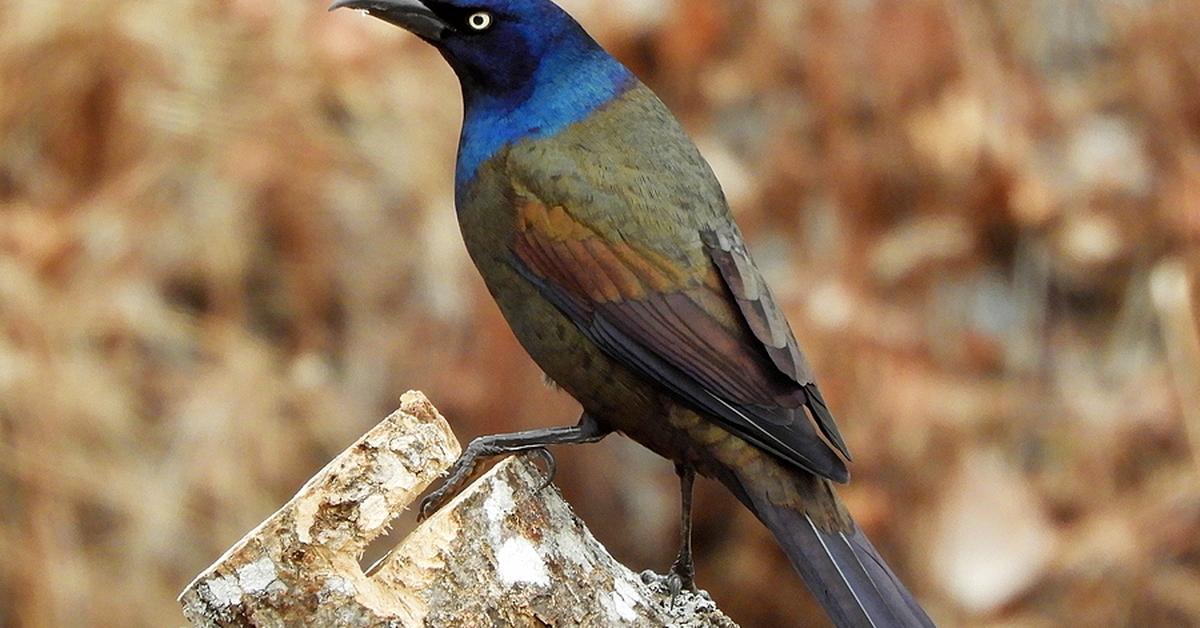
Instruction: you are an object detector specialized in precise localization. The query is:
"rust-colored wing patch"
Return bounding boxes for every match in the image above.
[510,196,851,480]
[514,198,690,303]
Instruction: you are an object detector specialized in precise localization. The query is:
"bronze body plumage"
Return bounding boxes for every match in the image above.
[463,85,846,478]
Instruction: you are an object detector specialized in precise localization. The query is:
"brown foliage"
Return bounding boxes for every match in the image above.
[1,1,1198,626]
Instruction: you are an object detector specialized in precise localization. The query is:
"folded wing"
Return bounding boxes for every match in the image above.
[508,196,851,482]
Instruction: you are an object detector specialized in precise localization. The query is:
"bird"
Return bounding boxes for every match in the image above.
[330,1,934,625]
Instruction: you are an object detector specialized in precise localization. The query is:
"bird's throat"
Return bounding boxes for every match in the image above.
[454,47,635,193]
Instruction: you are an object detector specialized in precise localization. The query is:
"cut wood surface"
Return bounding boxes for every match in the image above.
[179,391,737,627]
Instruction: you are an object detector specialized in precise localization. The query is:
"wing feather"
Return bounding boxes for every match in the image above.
[510,192,851,480]
[702,230,850,457]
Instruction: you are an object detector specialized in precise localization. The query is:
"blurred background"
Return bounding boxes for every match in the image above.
[2,0,1199,626]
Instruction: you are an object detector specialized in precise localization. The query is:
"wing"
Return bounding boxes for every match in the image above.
[702,229,849,458]
[506,188,851,482]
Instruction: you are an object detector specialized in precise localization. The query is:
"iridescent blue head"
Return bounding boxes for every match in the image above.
[331,0,636,188]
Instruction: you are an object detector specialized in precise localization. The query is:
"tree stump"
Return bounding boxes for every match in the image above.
[179,391,737,627]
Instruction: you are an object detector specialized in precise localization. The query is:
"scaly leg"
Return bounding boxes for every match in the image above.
[668,463,697,596]
[419,412,610,520]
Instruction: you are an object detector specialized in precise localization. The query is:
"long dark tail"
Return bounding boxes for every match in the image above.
[736,473,935,627]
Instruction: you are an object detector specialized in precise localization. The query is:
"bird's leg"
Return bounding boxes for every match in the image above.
[419,412,610,520]
[667,463,697,597]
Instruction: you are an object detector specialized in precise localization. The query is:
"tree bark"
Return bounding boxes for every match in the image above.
[179,391,737,627]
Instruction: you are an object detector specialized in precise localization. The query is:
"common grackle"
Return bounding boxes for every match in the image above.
[331,1,934,625]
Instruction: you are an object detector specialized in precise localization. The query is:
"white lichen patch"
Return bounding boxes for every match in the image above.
[205,574,243,608]
[370,451,417,492]
[483,480,515,527]
[553,524,594,568]
[319,575,358,602]
[385,433,418,455]
[610,576,641,622]
[496,537,549,587]
[358,493,390,532]
[236,557,278,595]
[363,418,397,449]
[389,424,453,468]
[395,438,430,468]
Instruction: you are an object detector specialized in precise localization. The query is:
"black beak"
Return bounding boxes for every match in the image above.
[329,0,452,41]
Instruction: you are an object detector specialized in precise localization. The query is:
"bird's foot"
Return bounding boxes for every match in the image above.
[640,559,704,607]
[417,415,606,521]
[666,554,697,598]
[419,444,555,521]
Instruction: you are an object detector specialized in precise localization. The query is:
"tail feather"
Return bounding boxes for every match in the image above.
[844,528,935,625]
[745,487,935,628]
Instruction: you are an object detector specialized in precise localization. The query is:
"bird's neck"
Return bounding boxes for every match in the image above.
[454,44,635,194]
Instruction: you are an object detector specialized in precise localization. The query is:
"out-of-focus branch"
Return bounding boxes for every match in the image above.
[179,391,736,627]
[1152,260,1200,473]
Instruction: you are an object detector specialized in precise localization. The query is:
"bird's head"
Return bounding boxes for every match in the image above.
[331,0,620,104]
[332,0,636,187]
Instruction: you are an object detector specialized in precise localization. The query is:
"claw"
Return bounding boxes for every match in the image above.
[417,483,451,522]
[665,554,697,606]
[419,470,470,520]
[417,492,440,522]
[527,447,557,492]
[667,573,683,605]
[641,566,696,606]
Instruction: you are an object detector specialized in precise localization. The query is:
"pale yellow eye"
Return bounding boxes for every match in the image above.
[467,11,493,30]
